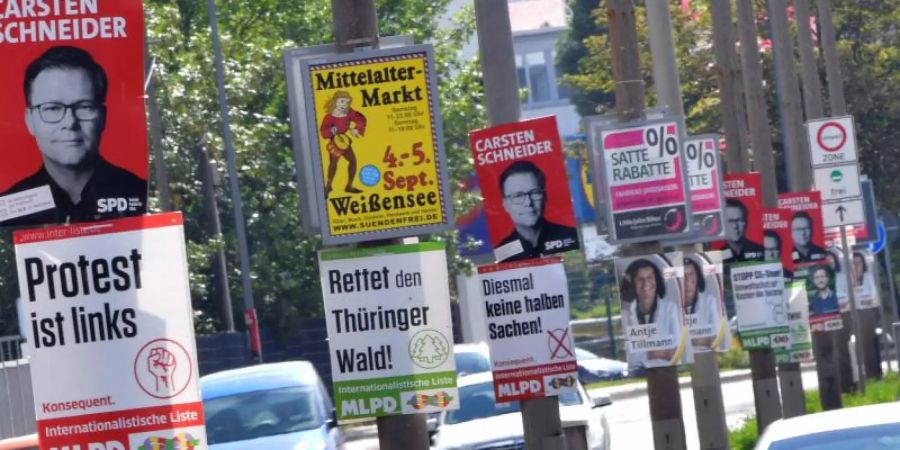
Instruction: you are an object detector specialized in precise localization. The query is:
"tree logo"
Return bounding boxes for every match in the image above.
[408,329,450,369]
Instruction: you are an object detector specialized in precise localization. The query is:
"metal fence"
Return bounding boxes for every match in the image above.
[0,336,35,440]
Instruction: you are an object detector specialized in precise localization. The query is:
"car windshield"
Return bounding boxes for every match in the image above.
[444,381,582,425]
[203,386,322,444]
[768,423,900,450]
[575,348,599,360]
[455,351,491,375]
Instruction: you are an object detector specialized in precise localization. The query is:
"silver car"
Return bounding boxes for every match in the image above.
[431,372,611,450]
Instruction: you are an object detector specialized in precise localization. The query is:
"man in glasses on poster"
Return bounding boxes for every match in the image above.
[497,161,578,261]
[0,46,146,226]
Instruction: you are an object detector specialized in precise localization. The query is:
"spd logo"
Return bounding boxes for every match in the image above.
[97,197,128,213]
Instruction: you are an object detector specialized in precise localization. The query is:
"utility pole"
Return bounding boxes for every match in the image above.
[767,0,824,416]
[720,0,782,432]
[193,142,236,332]
[707,0,749,171]
[143,38,173,212]
[792,0,842,410]
[646,3,727,448]
[610,1,685,448]
[206,0,257,342]
[474,1,566,449]
[816,0,872,391]
[329,1,430,448]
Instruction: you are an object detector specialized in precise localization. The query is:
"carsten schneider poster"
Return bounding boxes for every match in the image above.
[0,0,149,227]
[297,45,452,244]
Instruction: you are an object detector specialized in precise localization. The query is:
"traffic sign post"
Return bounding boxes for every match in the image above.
[807,116,867,393]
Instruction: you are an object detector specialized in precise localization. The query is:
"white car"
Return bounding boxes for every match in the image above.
[754,401,900,449]
[431,372,611,450]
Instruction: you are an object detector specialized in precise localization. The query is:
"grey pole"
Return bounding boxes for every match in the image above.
[206,0,256,338]
[816,0,846,116]
[474,1,566,449]
[609,1,685,449]
[884,243,899,324]
[143,37,173,212]
[707,0,749,172]
[645,3,728,448]
[842,232,867,393]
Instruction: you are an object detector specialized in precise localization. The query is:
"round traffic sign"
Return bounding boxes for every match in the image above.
[817,121,847,152]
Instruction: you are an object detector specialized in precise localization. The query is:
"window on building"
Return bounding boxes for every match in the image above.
[515,48,568,106]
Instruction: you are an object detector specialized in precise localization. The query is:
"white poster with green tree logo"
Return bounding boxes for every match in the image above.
[318,242,458,421]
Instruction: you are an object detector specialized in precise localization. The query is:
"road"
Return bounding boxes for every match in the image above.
[342,369,821,450]
[605,369,819,449]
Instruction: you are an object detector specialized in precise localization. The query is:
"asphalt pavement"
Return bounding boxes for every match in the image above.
[340,365,822,450]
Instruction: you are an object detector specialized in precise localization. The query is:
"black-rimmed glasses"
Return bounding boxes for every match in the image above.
[29,101,102,123]
[504,189,545,205]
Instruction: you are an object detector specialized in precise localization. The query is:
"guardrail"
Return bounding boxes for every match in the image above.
[0,336,35,441]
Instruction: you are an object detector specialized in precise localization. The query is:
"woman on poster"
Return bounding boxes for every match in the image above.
[620,258,682,368]
[320,91,366,196]
[683,255,723,350]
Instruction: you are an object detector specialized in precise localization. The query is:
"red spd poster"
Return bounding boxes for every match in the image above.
[777,192,827,263]
[762,208,795,276]
[469,116,579,262]
[0,1,148,227]
[714,173,764,264]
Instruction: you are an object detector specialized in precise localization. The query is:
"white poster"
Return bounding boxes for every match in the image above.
[478,258,577,403]
[730,261,790,350]
[614,252,690,369]
[319,242,458,421]
[14,213,207,450]
[684,252,729,352]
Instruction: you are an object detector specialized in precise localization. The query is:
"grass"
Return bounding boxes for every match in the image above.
[728,372,900,450]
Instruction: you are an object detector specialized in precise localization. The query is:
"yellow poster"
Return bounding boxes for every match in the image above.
[305,47,449,240]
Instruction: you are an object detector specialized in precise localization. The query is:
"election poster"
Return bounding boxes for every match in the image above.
[477,258,577,402]
[715,173,764,264]
[14,213,207,450]
[851,249,879,309]
[469,116,579,262]
[795,262,843,332]
[318,242,458,420]
[298,45,453,245]
[762,208,795,276]
[678,135,725,242]
[730,261,790,350]
[683,252,729,352]
[825,246,851,312]
[597,118,691,243]
[777,192,827,263]
[780,281,814,363]
[614,252,690,369]
[0,0,148,227]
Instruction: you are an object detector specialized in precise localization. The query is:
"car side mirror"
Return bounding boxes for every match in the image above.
[591,394,612,408]
[326,408,338,429]
[427,415,439,433]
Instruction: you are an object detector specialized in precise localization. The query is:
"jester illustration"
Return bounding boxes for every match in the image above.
[320,90,367,196]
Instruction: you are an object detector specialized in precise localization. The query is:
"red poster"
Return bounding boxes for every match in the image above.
[762,208,795,275]
[714,173,764,263]
[469,116,579,262]
[777,192,827,263]
[0,1,148,227]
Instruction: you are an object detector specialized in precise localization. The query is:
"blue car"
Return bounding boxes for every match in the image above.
[200,361,344,450]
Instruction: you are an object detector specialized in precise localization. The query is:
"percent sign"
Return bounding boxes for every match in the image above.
[645,125,679,158]
[685,140,716,171]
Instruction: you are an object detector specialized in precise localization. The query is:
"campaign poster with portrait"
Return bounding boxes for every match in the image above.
[14,213,207,450]
[0,0,148,227]
[826,246,851,312]
[297,45,453,245]
[851,249,880,309]
[777,192,827,263]
[762,208,795,276]
[684,252,729,352]
[796,262,843,332]
[614,252,690,369]
[714,173,764,264]
[469,116,579,262]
